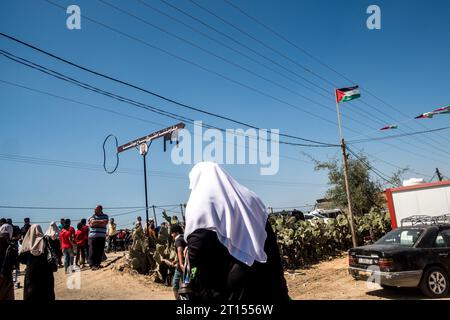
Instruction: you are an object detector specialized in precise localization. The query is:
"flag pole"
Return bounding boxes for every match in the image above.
[335,89,358,248]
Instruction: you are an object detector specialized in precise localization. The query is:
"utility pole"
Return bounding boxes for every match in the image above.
[116,122,185,237]
[141,143,150,229]
[180,203,185,224]
[335,92,358,248]
[152,205,157,226]
[436,168,443,181]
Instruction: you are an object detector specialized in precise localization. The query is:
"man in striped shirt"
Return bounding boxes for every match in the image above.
[88,205,109,270]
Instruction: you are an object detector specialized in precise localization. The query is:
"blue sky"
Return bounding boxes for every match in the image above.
[1,0,450,229]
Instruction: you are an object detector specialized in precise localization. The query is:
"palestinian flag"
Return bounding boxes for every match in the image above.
[335,85,360,103]
[380,125,398,131]
[415,105,450,119]
[415,112,435,119]
[432,105,450,114]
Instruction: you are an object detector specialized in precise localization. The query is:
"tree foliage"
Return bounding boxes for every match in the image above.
[315,154,385,215]
[314,152,409,215]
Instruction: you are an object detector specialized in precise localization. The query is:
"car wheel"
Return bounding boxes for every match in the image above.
[420,267,449,298]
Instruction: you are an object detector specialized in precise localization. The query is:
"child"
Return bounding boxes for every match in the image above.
[75,222,86,268]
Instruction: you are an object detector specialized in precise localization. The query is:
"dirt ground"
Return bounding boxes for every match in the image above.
[14,252,173,300]
[286,254,449,300]
[13,252,450,300]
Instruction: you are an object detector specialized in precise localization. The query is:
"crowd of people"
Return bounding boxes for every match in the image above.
[1,161,289,301]
[0,205,134,300]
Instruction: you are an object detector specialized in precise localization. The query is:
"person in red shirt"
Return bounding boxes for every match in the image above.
[59,219,75,273]
[80,218,90,264]
[75,222,87,268]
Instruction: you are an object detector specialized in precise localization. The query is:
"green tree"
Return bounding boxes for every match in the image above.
[315,154,384,216]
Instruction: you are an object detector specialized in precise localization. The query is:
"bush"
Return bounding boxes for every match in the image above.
[270,209,391,269]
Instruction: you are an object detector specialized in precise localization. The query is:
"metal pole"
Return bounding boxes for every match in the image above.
[436,168,443,181]
[143,153,149,236]
[335,92,358,248]
[152,205,157,226]
[180,203,185,224]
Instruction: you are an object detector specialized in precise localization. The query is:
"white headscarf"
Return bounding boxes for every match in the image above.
[0,223,13,240]
[184,162,268,266]
[20,224,45,256]
[45,221,60,240]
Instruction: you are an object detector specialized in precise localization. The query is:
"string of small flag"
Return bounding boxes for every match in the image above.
[335,85,449,131]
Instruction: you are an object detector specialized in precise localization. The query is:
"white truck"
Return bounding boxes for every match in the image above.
[385,180,450,228]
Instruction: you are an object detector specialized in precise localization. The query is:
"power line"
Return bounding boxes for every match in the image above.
[48,0,408,147]
[0,48,336,149]
[157,0,417,140]
[1,205,145,210]
[188,0,335,88]
[136,0,330,101]
[219,0,450,157]
[101,0,403,150]
[23,3,450,161]
[349,147,431,179]
[100,0,337,112]
[0,153,328,188]
[346,126,450,144]
[2,15,447,164]
[222,0,356,86]
[345,146,396,186]
[158,0,331,96]
[0,204,183,210]
[0,79,317,167]
[0,32,338,145]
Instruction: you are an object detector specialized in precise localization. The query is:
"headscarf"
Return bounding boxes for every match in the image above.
[45,221,60,240]
[184,162,268,266]
[0,223,13,240]
[19,224,46,256]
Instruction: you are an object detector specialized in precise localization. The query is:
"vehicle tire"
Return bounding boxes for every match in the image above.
[419,266,449,298]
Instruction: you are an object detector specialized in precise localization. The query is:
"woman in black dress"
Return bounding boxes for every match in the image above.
[18,224,58,300]
[45,221,62,267]
[0,222,15,300]
[184,162,289,302]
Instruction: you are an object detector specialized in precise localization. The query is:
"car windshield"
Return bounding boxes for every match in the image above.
[375,228,424,247]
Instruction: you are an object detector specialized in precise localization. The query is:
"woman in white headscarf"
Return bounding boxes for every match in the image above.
[45,221,60,240]
[45,221,63,267]
[184,162,288,301]
[0,219,15,300]
[18,224,57,300]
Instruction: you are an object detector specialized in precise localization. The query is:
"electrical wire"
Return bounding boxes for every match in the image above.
[1,19,447,162]
[216,0,450,155]
[0,30,335,146]
[0,79,314,166]
[0,48,337,148]
[102,0,393,145]
[346,126,450,144]
[0,153,327,187]
[345,146,397,186]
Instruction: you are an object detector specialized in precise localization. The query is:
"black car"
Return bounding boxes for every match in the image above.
[348,215,450,298]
